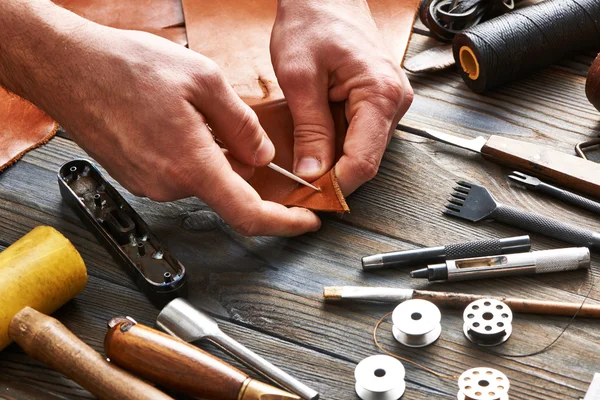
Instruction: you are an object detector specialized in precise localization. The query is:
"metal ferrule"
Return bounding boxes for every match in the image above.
[442,247,590,281]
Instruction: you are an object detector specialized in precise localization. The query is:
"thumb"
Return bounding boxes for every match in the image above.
[284,77,336,181]
[191,63,275,167]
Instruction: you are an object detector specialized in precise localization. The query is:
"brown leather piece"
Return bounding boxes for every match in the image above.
[250,100,349,212]
[183,0,419,212]
[54,0,187,45]
[182,0,420,103]
[586,52,600,112]
[0,88,58,172]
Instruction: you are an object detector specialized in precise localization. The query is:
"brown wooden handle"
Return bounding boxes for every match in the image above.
[104,321,246,400]
[8,307,172,400]
[482,135,600,199]
[413,290,600,317]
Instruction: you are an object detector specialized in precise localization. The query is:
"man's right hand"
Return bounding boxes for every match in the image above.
[0,1,320,236]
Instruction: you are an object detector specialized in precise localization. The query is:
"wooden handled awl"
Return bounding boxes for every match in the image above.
[104,317,301,400]
[8,307,172,400]
[398,123,600,199]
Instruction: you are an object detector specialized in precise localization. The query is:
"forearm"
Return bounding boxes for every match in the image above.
[0,1,95,113]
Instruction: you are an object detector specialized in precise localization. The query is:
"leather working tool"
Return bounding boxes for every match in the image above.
[410,247,591,281]
[362,235,530,270]
[0,227,170,400]
[575,137,600,161]
[444,181,600,251]
[156,298,320,400]
[399,123,600,199]
[509,171,600,215]
[105,317,301,400]
[323,286,600,317]
[58,160,187,307]
[267,163,319,192]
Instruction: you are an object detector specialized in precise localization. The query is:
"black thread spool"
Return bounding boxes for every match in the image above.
[453,0,600,93]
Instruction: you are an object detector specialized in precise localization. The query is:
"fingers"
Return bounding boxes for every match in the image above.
[223,149,255,181]
[278,67,336,181]
[335,76,413,195]
[189,61,275,167]
[193,141,322,236]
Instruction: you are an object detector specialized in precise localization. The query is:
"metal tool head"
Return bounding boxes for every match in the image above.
[156,298,221,342]
[444,181,499,222]
[507,171,541,189]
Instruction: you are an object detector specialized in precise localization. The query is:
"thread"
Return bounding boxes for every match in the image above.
[453,0,600,93]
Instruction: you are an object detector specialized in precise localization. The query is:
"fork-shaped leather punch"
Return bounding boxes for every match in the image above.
[444,181,600,252]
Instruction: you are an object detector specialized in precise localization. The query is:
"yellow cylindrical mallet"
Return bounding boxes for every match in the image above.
[0,225,88,350]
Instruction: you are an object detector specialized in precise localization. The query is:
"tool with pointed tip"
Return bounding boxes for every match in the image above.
[105,316,301,400]
[508,171,600,215]
[398,123,600,199]
[268,163,320,192]
[444,180,600,252]
[156,298,319,400]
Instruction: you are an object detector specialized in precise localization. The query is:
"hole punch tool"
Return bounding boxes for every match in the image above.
[508,171,600,215]
[58,159,187,307]
[443,180,600,252]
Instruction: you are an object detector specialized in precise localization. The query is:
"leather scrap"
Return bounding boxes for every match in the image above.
[0,88,57,172]
[54,0,187,45]
[182,0,420,212]
[181,0,421,103]
[250,100,349,212]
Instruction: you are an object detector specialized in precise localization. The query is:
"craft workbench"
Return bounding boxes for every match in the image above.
[1,24,599,400]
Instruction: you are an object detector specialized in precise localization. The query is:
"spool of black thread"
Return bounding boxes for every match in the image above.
[453,0,600,93]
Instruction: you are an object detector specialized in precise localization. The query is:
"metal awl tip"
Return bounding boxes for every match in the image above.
[267,163,320,192]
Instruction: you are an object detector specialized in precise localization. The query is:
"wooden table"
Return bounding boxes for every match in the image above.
[1,24,600,400]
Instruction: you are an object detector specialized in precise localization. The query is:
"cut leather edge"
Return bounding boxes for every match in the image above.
[400,2,421,67]
[0,122,59,173]
[330,168,350,213]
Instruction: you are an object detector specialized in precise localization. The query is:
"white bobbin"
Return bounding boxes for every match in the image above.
[463,299,513,347]
[391,299,442,347]
[355,355,406,400]
[457,367,510,400]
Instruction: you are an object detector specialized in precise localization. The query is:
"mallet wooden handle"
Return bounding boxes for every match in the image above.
[8,307,172,400]
[482,135,600,199]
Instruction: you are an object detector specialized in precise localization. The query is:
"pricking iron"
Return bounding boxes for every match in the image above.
[58,159,187,307]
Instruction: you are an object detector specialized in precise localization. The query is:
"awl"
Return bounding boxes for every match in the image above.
[398,123,600,199]
[157,298,319,400]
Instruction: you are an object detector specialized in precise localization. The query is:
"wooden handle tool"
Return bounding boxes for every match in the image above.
[104,317,301,400]
[8,307,172,400]
[399,123,600,199]
[324,286,600,317]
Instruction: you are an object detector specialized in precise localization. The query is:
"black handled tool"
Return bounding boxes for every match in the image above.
[361,236,530,270]
[508,171,600,216]
[58,159,187,307]
[444,181,600,252]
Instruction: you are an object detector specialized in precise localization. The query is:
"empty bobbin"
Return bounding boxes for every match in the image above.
[463,299,513,346]
[355,355,406,400]
[392,299,442,347]
[457,367,510,400]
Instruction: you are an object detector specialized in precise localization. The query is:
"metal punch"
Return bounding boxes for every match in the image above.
[157,298,319,400]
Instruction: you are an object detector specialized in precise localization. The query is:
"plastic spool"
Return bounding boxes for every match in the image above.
[463,299,513,347]
[457,368,510,400]
[355,355,406,400]
[392,299,442,347]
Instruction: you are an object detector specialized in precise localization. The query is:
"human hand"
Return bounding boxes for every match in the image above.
[1,4,320,236]
[271,0,413,195]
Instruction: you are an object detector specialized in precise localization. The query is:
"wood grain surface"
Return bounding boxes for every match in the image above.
[1,28,600,400]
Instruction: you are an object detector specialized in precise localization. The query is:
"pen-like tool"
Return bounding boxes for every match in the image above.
[398,123,600,199]
[410,247,590,282]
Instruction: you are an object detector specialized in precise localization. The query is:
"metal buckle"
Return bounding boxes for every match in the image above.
[575,137,600,161]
